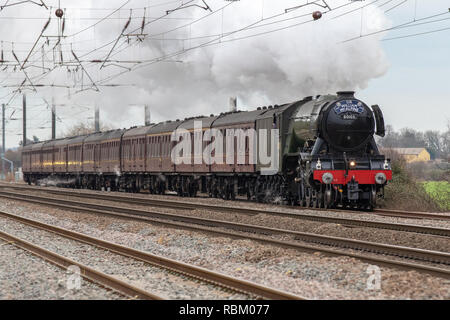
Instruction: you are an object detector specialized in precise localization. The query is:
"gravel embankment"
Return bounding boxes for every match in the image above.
[0,215,248,300]
[0,198,449,299]
[0,239,124,300]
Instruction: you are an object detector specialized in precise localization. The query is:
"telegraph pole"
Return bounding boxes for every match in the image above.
[51,97,56,140]
[1,104,5,180]
[23,94,27,146]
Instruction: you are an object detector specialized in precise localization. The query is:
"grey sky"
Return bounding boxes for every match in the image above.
[359,0,450,133]
[0,0,448,149]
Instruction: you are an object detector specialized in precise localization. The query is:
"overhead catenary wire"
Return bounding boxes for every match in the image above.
[0,0,48,10]
[342,9,450,43]
[384,0,409,13]
[6,0,370,97]
[383,25,450,41]
[0,0,448,122]
[91,1,361,86]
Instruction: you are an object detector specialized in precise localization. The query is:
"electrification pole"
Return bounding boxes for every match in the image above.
[52,97,56,140]
[1,104,5,180]
[23,94,27,146]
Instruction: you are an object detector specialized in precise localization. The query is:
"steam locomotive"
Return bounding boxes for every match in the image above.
[22,91,392,210]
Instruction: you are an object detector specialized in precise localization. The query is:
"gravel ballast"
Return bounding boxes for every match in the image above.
[0,215,248,300]
[0,198,449,300]
[8,188,450,253]
[0,239,124,300]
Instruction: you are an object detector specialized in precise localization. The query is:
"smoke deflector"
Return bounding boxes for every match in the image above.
[371,104,385,137]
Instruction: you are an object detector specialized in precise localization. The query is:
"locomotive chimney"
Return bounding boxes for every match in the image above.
[336,91,355,98]
[229,97,237,112]
[94,104,100,132]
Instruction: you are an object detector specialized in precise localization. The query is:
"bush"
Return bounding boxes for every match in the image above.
[379,149,443,212]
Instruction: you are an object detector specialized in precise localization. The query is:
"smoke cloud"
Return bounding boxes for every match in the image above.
[0,0,390,145]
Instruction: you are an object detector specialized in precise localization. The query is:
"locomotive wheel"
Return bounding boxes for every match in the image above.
[305,188,311,207]
[189,184,197,197]
[324,189,332,209]
[314,191,321,208]
[300,198,306,207]
[299,182,307,206]
[230,188,236,201]
[317,191,324,209]
[313,190,318,208]
[176,180,183,196]
[370,186,377,208]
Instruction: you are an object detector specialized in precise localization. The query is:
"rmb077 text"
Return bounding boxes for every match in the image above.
[224,305,270,315]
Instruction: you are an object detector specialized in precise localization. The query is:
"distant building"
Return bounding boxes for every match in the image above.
[388,148,431,163]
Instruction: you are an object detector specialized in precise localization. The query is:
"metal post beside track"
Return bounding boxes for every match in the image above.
[1,103,5,180]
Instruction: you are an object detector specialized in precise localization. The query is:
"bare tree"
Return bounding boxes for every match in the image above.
[64,121,111,137]
[398,128,425,148]
[442,121,450,160]
[424,130,443,159]
[379,125,450,160]
[379,125,400,148]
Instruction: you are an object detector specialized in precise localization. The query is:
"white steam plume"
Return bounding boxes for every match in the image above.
[0,0,390,142]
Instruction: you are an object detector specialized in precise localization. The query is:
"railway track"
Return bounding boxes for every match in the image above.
[3,184,448,221]
[0,229,163,300]
[0,209,302,300]
[372,208,450,220]
[0,188,449,279]
[1,185,449,238]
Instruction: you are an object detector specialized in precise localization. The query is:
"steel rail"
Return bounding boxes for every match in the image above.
[0,190,449,279]
[2,184,449,222]
[1,185,449,237]
[0,230,164,300]
[373,208,450,220]
[0,209,303,300]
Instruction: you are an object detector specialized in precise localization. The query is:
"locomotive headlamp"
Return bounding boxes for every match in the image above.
[375,172,387,185]
[316,159,322,170]
[349,161,356,167]
[322,172,334,184]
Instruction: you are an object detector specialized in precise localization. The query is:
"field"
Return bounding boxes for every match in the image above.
[422,181,450,211]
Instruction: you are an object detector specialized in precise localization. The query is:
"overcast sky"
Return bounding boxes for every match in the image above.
[0,0,448,149]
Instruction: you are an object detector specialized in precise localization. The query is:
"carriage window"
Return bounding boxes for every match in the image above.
[166,135,170,156]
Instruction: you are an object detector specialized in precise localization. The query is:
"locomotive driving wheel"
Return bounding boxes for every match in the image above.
[317,190,324,208]
[324,188,332,209]
[367,185,377,211]
[305,187,312,207]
